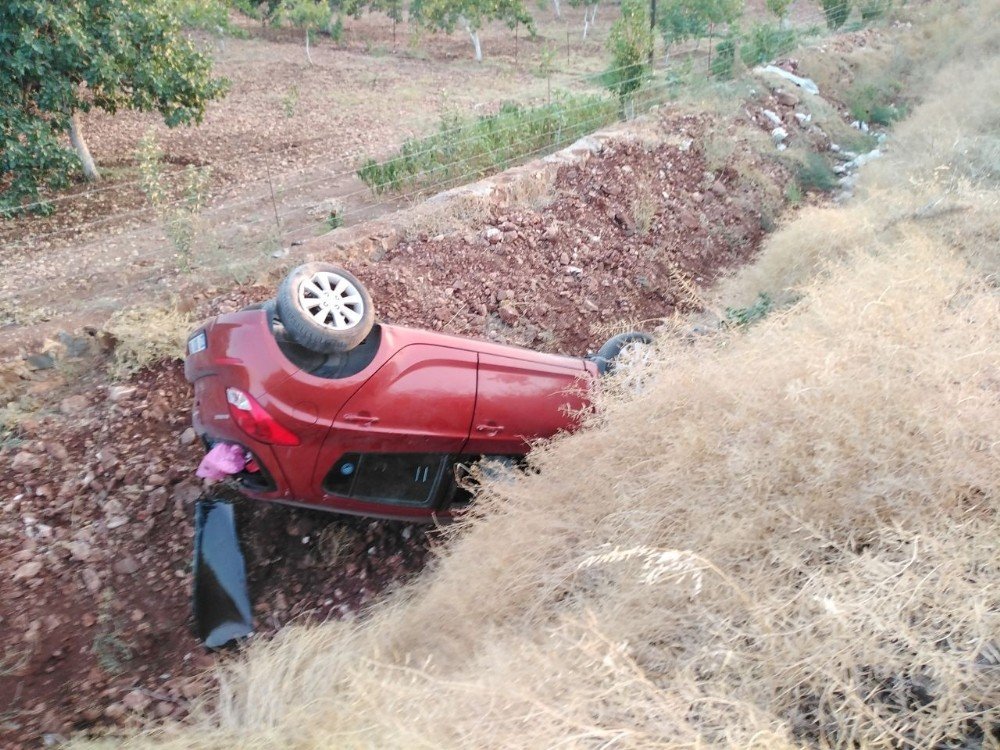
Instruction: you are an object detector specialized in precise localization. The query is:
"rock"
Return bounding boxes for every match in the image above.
[46,442,69,461]
[66,541,92,562]
[12,451,41,472]
[107,386,136,403]
[498,302,519,326]
[564,266,583,276]
[179,427,197,446]
[762,109,783,127]
[103,703,126,721]
[543,224,560,241]
[106,516,129,530]
[122,691,150,713]
[483,227,503,244]
[60,395,89,414]
[171,480,201,506]
[771,126,789,143]
[14,560,43,580]
[775,91,799,107]
[25,353,56,371]
[559,252,570,265]
[147,473,166,487]
[81,568,101,594]
[113,555,140,576]
[794,112,812,126]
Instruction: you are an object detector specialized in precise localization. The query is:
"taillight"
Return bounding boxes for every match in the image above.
[225,388,300,446]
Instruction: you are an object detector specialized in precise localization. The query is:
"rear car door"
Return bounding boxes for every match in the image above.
[314,344,477,510]
[464,353,589,455]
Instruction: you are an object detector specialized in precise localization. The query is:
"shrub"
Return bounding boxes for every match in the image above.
[357,95,618,195]
[859,0,892,20]
[820,0,851,28]
[605,0,653,105]
[724,291,773,327]
[740,23,797,67]
[796,151,839,192]
[711,37,737,79]
[848,81,905,125]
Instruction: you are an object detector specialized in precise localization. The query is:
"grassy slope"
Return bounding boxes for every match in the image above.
[107,2,1000,747]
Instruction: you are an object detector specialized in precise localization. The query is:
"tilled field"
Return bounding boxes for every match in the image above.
[0,114,791,748]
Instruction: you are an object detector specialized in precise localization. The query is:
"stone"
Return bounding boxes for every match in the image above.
[484,227,503,244]
[762,109,783,127]
[60,395,89,414]
[498,302,519,326]
[107,386,136,402]
[179,427,197,446]
[14,561,43,580]
[776,91,799,107]
[123,690,151,712]
[12,451,41,472]
[25,353,56,371]
[103,703,126,721]
[771,127,789,143]
[113,555,140,576]
[81,568,101,594]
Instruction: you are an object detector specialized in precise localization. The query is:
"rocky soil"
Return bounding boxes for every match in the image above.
[0,109,794,748]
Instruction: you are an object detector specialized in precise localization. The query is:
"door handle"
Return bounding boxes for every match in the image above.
[476,423,504,435]
[343,413,379,426]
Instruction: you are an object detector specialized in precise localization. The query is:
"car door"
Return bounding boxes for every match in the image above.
[464,353,589,455]
[313,344,477,508]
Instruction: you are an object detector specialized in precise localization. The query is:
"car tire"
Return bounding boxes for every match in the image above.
[593,331,653,375]
[276,263,375,353]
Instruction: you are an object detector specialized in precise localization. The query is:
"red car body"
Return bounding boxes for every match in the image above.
[185,309,598,521]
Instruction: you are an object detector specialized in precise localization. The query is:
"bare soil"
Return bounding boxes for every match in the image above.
[0,109,792,747]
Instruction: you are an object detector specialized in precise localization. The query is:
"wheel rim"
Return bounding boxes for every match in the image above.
[297,271,365,331]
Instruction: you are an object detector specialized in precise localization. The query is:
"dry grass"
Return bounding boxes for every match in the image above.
[103,306,194,379]
[101,4,1000,748]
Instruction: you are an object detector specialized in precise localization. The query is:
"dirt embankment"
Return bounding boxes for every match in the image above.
[0,108,791,748]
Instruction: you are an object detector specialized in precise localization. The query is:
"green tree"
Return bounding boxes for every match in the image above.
[410,0,534,60]
[605,0,653,112]
[658,0,742,59]
[820,0,850,28]
[0,0,226,215]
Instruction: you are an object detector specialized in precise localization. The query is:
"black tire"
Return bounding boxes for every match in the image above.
[276,263,375,354]
[592,331,653,375]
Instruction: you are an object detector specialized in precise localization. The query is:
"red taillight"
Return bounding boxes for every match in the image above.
[225,388,300,446]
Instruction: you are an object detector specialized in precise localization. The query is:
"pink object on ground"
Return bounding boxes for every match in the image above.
[196,442,247,481]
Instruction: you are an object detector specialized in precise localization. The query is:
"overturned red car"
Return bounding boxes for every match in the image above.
[185,263,648,521]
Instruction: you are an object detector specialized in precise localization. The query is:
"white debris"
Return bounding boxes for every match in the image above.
[757,65,820,96]
[771,126,789,143]
[845,149,883,171]
[794,112,813,125]
[762,109,783,127]
[850,120,871,132]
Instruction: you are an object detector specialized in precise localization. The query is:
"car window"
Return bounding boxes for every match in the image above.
[325,453,447,506]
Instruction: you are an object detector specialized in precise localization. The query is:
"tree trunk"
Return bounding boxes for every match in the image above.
[552,0,561,18]
[69,112,100,182]
[462,18,482,61]
[305,28,313,65]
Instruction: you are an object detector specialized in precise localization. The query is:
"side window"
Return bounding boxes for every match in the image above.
[325,453,447,506]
